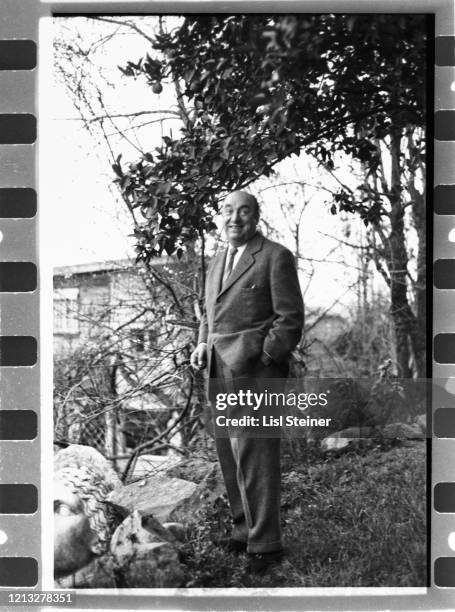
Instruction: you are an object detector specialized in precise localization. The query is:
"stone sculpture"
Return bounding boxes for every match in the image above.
[54,444,121,578]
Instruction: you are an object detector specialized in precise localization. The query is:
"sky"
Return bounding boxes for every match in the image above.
[47,16,389,314]
[48,17,157,266]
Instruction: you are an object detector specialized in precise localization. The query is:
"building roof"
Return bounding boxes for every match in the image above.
[53,257,167,278]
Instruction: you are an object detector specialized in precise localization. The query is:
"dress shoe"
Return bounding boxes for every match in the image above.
[216,537,247,553]
[246,550,284,574]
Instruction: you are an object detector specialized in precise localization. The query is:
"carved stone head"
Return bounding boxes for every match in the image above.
[54,445,121,578]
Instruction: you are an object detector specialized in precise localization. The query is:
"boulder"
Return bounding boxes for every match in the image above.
[168,461,226,523]
[383,422,424,439]
[320,427,375,454]
[110,510,185,587]
[55,555,117,589]
[321,421,425,454]
[106,475,197,523]
[162,522,186,541]
[116,453,182,482]
[320,435,353,454]
[166,457,218,484]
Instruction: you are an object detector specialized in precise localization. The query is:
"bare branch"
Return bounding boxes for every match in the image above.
[85,110,180,123]
[88,16,156,45]
[305,279,362,333]
[121,375,194,482]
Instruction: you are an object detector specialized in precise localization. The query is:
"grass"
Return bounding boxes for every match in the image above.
[180,442,427,587]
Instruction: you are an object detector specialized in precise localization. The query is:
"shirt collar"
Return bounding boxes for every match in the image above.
[228,242,247,255]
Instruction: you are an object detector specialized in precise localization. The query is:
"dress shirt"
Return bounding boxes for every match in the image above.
[223,243,247,278]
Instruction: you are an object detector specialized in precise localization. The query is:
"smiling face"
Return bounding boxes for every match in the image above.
[222,191,259,247]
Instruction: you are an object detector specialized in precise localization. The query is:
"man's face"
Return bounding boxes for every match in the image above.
[222,192,258,246]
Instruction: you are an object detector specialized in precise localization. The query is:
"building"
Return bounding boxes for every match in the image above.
[54,259,165,355]
[53,258,193,460]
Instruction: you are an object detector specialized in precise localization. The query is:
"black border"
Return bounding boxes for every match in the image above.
[426,12,435,589]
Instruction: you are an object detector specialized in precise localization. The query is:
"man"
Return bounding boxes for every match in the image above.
[190,190,304,573]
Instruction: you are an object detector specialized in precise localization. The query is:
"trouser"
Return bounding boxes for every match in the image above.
[210,348,284,554]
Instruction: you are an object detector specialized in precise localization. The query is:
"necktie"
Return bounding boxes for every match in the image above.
[222,247,238,287]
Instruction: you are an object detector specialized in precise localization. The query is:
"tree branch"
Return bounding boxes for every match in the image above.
[88,16,156,46]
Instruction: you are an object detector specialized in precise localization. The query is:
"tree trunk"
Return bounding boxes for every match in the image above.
[387,130,413,378]
[105,407,117,464]
[409,176,427,378]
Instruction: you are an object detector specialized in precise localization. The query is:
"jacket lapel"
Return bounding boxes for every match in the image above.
[217,233,264,297]
[210,248,227,300]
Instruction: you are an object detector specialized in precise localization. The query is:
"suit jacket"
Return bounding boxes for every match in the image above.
[198,232,304,378]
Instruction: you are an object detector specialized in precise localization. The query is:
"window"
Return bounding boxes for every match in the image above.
[131,329,145,352]
[54,287,79,334]
[129,327,159,353]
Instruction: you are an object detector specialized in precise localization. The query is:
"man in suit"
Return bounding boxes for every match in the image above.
[190,190,304,573]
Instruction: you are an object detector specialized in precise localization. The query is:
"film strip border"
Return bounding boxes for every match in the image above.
[0,0,453,603]
[0,0,40,589]
[433,24,455,591]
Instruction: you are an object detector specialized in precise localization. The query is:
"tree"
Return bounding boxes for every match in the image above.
[53,18,213,470]
[116,14,428,376]
[53,261,207,479]
[116,15,426,252]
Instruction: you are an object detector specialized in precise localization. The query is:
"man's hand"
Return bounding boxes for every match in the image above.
[190,342,207,370]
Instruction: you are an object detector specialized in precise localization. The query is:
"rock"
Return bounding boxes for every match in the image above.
[197,461,225,498]
[383,422,424,439]
[321,436,353,453]
[321,421,425,454]
[168,461,226,523]
[110,511,174,554]
[320,427,375,454]
[110,511,185,587]
[162,522,186,541]
[166,457,218,484]
[116,453,182,482]
[106,475,197,523]
[55,555,117,589]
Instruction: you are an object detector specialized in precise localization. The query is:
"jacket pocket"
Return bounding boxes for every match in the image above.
[238,287,271,322]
